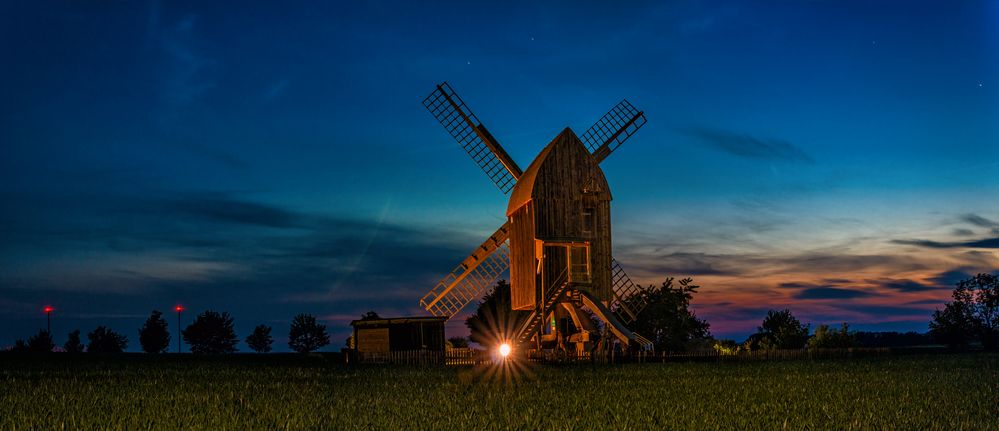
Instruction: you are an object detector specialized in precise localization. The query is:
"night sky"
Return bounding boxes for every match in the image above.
[2,1,998,350]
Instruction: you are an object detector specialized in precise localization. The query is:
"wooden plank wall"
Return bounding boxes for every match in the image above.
[529,131,613,302]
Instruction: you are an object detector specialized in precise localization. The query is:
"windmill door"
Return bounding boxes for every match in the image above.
[539,241,592,290]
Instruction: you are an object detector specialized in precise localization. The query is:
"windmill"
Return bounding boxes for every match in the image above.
[419,82,653,355]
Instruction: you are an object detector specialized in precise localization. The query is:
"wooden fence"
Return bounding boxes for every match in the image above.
[349,347,891,366]
[653,347,891,362]
[352,348,490,366]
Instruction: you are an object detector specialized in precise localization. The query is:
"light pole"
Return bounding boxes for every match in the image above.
[174,305,184,353]
[43,306,54,333]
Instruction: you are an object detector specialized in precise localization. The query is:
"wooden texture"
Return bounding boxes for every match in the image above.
[507,128,613,308]
[356,328,389,353]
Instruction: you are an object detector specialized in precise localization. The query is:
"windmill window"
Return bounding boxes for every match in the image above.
[569,245,590,283]
[582,208,595,236]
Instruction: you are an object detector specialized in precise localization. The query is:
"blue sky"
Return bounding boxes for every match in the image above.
[2,1,998,349]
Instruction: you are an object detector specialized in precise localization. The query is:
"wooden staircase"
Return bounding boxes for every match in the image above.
[514,276,570,345]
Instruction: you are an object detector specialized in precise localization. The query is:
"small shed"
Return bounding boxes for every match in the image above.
[349,316,446,353]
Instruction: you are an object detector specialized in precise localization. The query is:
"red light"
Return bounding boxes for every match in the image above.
[175,305,184,312]
[43,306,54,313]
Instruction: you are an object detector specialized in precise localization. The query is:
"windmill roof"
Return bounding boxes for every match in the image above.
[507,127,608,216]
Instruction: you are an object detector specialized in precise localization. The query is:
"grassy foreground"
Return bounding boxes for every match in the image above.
[1,353,996,430]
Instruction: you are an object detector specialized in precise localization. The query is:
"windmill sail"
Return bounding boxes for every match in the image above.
[609,258,648,325]
[423,82,522,193]
[581,99,647,163]
[419,223,511,320]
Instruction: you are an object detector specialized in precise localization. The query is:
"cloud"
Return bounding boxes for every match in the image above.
[964,237,999,248]
[927,269,976,287]
[677,126,814,163]
[960,213,997,228]
[892,237,999,249]
[633,252,736,276]
[952,228,975,237]
[891,239,952,248]
[0,186,486,349]
[778,253,926,273]
[792,286,874,300]
[164,193,306,229]
[841,304,934,318]
[874,278,943,293]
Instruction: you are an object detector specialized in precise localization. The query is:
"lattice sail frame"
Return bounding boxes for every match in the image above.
[581,99,647,163]
[423,82,521,194]
[609,258,647,324]
[419,224,511,319]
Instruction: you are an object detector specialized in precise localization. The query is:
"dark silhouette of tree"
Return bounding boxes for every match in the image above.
[27,329,55,353]
[745,309,809,350]
[64,329,85,353]
[10,339,29,353]
[447,336,469,348]
[87,326,128,353]
[246,324,274,353]
[466,280,530,348]
[853,331,932,348]
[625,276,712,352]
[360,311,381,320]
[808,323,856,349]
[288,314,330,353]
[139,310,171,353]
[182,310,239,354]
[930,273,999,350]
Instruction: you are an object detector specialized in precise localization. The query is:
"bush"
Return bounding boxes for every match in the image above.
[447,336,469,349]
[87,326,128,353]
[808,323,856,349]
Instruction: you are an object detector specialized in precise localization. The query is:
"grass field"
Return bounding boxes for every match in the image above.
[1,353,996,430]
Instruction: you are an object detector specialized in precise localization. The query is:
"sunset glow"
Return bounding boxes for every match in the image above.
[1,1,996,347]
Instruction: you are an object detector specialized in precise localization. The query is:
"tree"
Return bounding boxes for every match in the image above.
[808,323,856,349]
[87,326,128,353]
[930,273,999,350]
[182,310,239,354]
[465,280,530,348]
[64,329,85,353]
[139,310,171,353]
[246,324,274,353]
[624,277,712,352]
[360,311,381,320]
[27,329,55,353]
[746,309,809,350]
[9,339,29,353]
[288,314,330,353]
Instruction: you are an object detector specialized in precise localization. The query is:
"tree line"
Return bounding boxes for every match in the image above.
[5,311,332,354]
[464,272,998,353]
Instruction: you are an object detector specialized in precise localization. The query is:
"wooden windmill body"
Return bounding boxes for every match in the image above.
[419,83,653,352]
